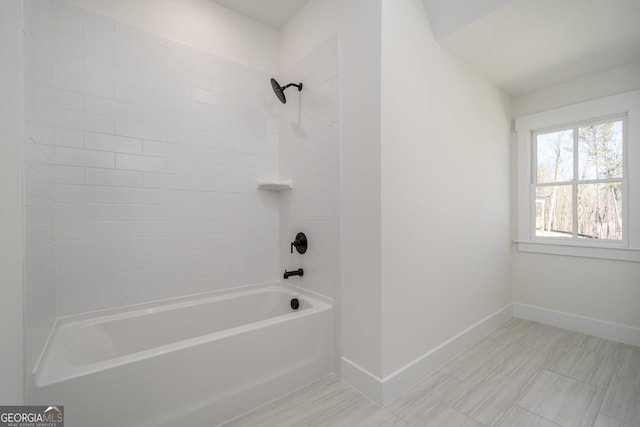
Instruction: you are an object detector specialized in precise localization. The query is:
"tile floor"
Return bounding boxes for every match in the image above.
[223,319,640,426]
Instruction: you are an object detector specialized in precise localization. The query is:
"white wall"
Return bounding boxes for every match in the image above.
[45,2,280,314]
[0,0,25,405]
[380,0,512,377]
[63,0,279,73]
[512,63,640,331]
[281,0,384,379]
[513,61,640,117]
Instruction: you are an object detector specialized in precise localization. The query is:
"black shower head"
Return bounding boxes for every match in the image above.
[270,78,303,104]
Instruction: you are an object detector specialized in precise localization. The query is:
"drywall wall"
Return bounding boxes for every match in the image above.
[380,0,512,377]
[63,0,279,72]
[0,0,25,405]
[511,252,640,329]
[513,61,640,117]
[512,66,640,332]
[281,0,384,380]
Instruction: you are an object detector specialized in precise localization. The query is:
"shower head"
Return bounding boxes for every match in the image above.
[270,78,303,104]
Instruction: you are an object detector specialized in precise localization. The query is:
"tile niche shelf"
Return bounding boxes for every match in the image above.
[257,179,293,191]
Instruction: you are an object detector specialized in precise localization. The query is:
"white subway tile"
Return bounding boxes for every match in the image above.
[84,131,142,154]
[55,166,84,184]
[54,71,114,99]
[114,39,143,71]
[54,89,83,111]
[55,240,87,259]
[142,42,187,67]
[142,74,190,100]
[55,204,85,222]
[166,127,211,147]
[115,117,167,141]
[84,204,144,222]
[55,109,114,134]
[55,147,115,168]
[143,172,191,190]
[53,50,83,76]
[142,141,184,159]
[84,96,142,122]
[85,168,144,188]
[191,87,228,106]
[44,8,292,314]
[167,65,211,90]
[115,153,168,172]
[114,81,144,104]
[54,32,83,56]
[163,96,211,118]
[54,128,84,148]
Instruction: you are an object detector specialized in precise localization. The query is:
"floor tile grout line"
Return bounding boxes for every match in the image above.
[589,351,622,427]
[515,405,563,426]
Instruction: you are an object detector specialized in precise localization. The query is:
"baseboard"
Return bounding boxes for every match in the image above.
[513,303,640,347]
[341,303,513,405]
[340,357,383,404]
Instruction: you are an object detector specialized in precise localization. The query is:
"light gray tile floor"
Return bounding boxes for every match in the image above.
[222,319,640,427]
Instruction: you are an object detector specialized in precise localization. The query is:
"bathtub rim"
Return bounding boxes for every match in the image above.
[33,281,332,388]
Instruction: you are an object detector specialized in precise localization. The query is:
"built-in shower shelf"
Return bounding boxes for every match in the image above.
[257,179,293,191]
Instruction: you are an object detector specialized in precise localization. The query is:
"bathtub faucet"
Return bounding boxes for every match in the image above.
[283,268,304,279]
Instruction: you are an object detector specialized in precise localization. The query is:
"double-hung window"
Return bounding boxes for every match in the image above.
[515,90,640,261]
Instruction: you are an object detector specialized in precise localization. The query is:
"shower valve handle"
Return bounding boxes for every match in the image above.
[290,232,307,254]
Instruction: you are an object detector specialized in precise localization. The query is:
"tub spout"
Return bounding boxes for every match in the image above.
[283,268,303,279]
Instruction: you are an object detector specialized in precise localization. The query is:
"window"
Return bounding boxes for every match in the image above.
[533,117,625,242]
[515,91,640,261]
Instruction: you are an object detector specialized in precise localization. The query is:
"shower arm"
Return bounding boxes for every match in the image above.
[282,82,303,91]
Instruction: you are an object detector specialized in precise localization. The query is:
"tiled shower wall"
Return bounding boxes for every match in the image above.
[279,37,340,302]
[24,0,57,377]
[44,1,280,315]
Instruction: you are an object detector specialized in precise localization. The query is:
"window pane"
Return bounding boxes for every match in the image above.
[578,182,623,240]
[578,120,623,180]
[535,185,573,237]
[536,130,573,183]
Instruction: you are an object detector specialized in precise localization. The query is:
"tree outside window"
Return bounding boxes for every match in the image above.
[534,119,624,241]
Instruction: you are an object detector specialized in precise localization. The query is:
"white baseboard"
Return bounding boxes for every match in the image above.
[513,303,640,347]
[340,357,383,404]
[341,303,513,405]
[341,302,640,405]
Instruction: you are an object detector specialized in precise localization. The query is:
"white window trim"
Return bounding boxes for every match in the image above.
[515,90,640,262]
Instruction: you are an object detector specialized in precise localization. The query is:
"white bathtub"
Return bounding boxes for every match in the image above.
[32,283,334,427]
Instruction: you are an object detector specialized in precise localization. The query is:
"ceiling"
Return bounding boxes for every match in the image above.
[214,0,311,29]
[215,0,640,96]
[425,0,640,95]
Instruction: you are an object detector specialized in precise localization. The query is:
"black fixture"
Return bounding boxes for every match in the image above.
[270,78,303,104]
[290,298,300,310]
[283,268,304,279]
[291,232,308,254]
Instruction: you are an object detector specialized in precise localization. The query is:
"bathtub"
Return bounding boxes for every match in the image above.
[32,283,334,427]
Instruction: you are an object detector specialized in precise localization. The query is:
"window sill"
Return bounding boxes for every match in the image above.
[516,242,640,262]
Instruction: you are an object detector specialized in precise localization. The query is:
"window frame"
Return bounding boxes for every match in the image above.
[515,90,640,262]
[531,115,627,247]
